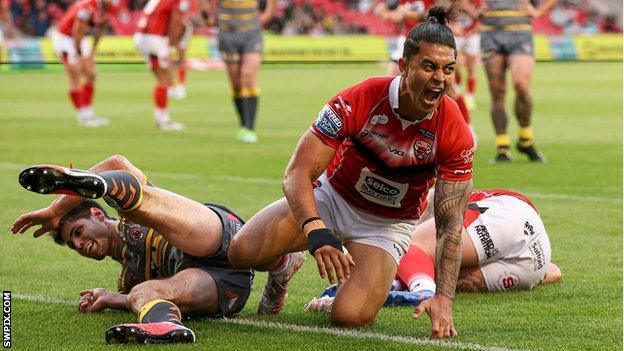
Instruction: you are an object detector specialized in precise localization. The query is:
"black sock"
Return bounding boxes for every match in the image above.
[241,96,258,130]
[233,97,244,127]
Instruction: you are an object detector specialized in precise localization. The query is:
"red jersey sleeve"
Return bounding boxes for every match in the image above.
[309,83,364,149]
[436,97,474,181]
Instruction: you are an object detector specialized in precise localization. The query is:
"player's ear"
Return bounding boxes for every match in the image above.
[398,57,409,78]
[91,207,105,221]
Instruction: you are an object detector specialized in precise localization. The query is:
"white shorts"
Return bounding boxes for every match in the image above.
[178,23,193,50]
[466,195,552,292]
[455,33,481,56]
[52,31,92,65]
[314,174,416,265]
[0,28,4,45]
[133,32,170,69]
[390,35,406,62]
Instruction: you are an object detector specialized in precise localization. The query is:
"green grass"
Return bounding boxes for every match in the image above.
[0,61,621,350]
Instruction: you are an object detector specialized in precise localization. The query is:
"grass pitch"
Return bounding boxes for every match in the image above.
[0,61,621,350]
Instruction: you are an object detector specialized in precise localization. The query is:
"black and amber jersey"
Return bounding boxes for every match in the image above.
[217,0,260,32]
[113,203,243,293]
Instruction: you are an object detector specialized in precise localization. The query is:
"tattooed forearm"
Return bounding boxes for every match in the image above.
[433,178,472,299]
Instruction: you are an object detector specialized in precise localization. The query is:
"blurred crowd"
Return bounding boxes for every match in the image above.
[4,0,622,38]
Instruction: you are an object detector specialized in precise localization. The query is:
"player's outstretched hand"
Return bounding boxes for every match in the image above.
[313,246,355,285]
[10,206,62,238]
[78,288,113,313]
[413,293,457,339]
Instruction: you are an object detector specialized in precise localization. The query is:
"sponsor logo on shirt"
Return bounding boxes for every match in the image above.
[460,148,474,164]
[475,225,499,259]
[417,129,436,140]
[314,104,343,139]
[388,146,405,156]
[371,114,389,125]
[498,272,519,290]
[355,168,408,208]
[414,140,433,160]
[361,129,388,139]
[529,240,546,271]
[523,221,535,236]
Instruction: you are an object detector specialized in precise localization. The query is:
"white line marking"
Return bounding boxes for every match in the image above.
[1,161,620,204]
[13,293,527,351]
[216,318,528,351]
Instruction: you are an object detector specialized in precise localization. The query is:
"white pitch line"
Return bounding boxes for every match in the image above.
[216,318,528,351]
[13,293,527,351]
[1,161,620,204]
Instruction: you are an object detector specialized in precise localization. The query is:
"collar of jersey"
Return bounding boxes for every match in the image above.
[389,76,433,129]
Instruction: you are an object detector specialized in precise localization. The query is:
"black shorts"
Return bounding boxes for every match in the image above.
[179,203,254,317]
[218,29,263,60]
[481,30,533,58]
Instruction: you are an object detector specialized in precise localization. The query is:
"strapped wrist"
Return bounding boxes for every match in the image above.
[306,228,342,255]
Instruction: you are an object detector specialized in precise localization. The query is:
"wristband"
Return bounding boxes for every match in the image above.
[306,228,342,255]
[301,216,322,231]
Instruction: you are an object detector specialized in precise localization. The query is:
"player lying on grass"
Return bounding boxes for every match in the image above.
[305,188,562,312]
[11,155,254,344]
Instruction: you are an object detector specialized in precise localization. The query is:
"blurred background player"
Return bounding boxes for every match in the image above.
[168,12,195,100]
[374,0,429,76]
[52,0,116,127]
[450,0,481,111]
[134,0,190,131]
[12,155,254,344]
[207,0,276,143]
[461,0,558,163]
[0,0,14,67]
[306,188,562,311]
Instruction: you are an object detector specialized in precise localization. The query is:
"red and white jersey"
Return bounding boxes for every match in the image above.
[310,76,474,219]
[464,189,538,227]
[137,0,191,36]
[57,0,107,36]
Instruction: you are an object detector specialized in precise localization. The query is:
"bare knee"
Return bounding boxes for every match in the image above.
[330,307,376,328]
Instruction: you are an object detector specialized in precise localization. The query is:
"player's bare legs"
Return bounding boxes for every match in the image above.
[122,186,224,257]
[483,52,511,162]
[228,198,307,314]
[330,242,397,327]
[151,61,184,131]
[126,268,219,315]
[229,198,307,269]
[508,54,545,162]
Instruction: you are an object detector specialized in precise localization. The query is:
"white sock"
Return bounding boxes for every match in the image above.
[408,275,436,293]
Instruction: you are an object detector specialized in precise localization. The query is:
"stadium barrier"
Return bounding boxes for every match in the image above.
[1,33,621,71]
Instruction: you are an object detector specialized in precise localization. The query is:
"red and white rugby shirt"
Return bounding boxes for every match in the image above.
[310,76,474,219]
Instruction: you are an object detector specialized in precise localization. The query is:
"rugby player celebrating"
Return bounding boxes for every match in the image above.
[227,6,474,339]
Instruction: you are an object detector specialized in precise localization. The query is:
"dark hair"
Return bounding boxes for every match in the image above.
[403,6,458,59]
[51,200,112,246]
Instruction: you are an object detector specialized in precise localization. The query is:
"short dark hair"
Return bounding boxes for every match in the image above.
[51,200,112,246]
[403,6,458,60]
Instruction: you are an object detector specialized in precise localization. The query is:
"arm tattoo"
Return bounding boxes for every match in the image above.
[456,267,489,293]
[433,178,472,299]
